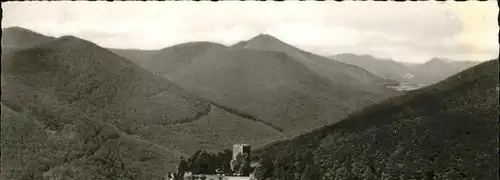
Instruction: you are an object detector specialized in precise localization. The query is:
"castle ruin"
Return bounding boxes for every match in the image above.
[232,144,251,160]
[231,144,251,172]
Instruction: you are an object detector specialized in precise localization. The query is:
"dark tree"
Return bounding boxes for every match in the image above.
[187,150,202,171]
[254,157,274,180]
[231,153,251,176]
[239,153,251,176]
[221,149,232,174]
[176,157,188,179]
[182,149,235,176]
[189,151,216,174]
[231,153,243,175]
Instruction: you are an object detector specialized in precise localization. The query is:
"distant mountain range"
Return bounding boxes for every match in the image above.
[254,59,499,179]
[112,33,402,136]
[332,53,481,86]
[1,27,401,179]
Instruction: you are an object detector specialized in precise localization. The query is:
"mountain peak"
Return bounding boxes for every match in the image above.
[3,26,37,34]
[427,57,454,63]
[251,33,281,42]
[231,33,287,49]
[168,41,226,50]
[333,53,357,57]
[2,26,52,40]
[59,35,83,41]
[255,33,274,38]
[2,26,55,49]
[424,58,452,66]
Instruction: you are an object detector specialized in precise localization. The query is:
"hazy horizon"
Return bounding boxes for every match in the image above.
[2,1,498,63]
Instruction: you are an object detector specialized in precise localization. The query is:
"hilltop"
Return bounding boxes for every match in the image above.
[234,34,399,91]
[253,59,499,179]
[1,26,56,49]
[1,26,56,60]
[168,47,375,135]
[110,42,226,76]
[142,41,227,75]
[161,34,401,136]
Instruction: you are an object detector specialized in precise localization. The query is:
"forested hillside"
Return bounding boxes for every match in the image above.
[253,59,499,180]
[0,33,279,179]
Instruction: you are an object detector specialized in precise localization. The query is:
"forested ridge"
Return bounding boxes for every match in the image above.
[252,59,499,180]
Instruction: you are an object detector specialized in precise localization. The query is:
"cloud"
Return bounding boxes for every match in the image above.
[2,1,497,63]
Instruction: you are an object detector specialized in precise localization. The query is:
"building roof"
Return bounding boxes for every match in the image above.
[233,144,250,146]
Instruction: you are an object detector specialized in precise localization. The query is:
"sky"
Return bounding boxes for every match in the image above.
[2,1,498,63]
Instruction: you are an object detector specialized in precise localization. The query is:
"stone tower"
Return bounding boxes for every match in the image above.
[231,144,251,172]
[232,144,251,161]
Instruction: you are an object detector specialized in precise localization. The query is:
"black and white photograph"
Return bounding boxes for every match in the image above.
[1,1,498,180]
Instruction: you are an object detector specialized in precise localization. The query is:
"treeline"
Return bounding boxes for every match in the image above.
[171,146,321,180]
[177,149,232,176]
[252,149,320,180]
[173,149,253,179]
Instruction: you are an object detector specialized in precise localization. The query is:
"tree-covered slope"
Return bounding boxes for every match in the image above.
[167,47,392,136]
[234,34,399,92]
[149,42,226,74]
[253,59,499,180]
[0,34,282,179]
